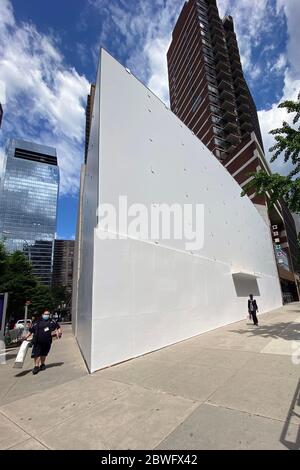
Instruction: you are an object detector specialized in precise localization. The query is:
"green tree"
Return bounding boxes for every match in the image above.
[242,92,300,212]
[0,250,37,319]
[51,285,68,309]
[30,284,55,315]
[0,241,8,278]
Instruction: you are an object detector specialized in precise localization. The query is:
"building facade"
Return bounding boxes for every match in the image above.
[167,0,263,161]
[0,139,59,286]
[85,84,96,164]
[73,49,282,372]
[167,0,299,300]
[52,239,75,292]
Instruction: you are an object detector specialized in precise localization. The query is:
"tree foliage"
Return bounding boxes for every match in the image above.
[0,242,69,321]
[242,92,300,213]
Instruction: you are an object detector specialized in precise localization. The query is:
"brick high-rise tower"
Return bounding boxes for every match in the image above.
[167,0,300,300]
[167,0,263,161]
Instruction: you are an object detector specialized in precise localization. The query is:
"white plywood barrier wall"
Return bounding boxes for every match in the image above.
[76,49,282,373]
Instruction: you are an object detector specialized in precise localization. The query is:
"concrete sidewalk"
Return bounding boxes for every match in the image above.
[0,303,299,450]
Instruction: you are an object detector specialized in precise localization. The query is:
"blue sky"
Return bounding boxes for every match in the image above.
[0,0,299,239]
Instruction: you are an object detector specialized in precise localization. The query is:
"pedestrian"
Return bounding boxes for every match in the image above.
[248,294,259,326]
[23,309,62,375]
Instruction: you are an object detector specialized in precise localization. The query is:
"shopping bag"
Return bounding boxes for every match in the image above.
[13,340,31,369]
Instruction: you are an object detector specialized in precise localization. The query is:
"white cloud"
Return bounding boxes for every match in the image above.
[89,0,183,104]
[270,53,287,73]
[0,0,90,194]
[258,72,300,175]
[88,0,298,177]
[256,0,300,174]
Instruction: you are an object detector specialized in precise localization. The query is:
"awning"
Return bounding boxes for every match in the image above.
[231,270,261,279]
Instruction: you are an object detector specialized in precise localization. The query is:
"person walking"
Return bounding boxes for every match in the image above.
[248,294,259,326]
[23,309,62,375]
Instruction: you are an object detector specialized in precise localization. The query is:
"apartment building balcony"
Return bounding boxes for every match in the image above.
[212,38,226,54]
[229,48,241,63]
[235,80,247,94]
[237,101,250,113]
[216,67,232,82]
[225,142,238,154]
[232,67,243,80]
[207,4,219,17]
[208,12,220,24]
[215,55,229,70]
[239,107,252,119]
[219,87,235,102]
[210,21,224,37]
[212,38,227,53]
[221,99,236,113]
[227,39,239,54]
[226,131,241,145]
[222,109,238,123]
[236,91,249,105]
[218,79,234,92]
[233,75,245,88]
[215,48,228,61]
[223,119,239,133]
[231,56,242,69]
[240,121,253,132]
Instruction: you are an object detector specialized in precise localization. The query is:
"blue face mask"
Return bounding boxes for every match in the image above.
[42,314,50,320]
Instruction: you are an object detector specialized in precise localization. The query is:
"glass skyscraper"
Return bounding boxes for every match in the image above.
[0,139,59,286]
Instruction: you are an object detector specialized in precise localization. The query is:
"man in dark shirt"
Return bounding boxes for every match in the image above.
[248,294,259,326]
[24,310,62,374]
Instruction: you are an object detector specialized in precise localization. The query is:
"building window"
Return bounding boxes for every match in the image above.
[209,94,220,106]
[212,115,222,125]
[203,46,213,57]
[210,104,222,114]
[198,6,208,17]
[201,38,211,47]
[208,84,218,95]
[203,56,215,67]
[192,95,203,113]
[199,21,208,29]
[214,137,227,148]
[197,0,208,8]
[207,74,218,86]
[213,126,225,138]
[199,17,209,27]
[198,12,208,22]
[201,31,211,42]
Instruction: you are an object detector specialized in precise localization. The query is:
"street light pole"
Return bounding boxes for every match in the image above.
[23,301,31,337]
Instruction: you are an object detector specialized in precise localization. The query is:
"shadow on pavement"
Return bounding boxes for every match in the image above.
[14,362,64,377]
[229,322,300,340]
[280,379,300,450]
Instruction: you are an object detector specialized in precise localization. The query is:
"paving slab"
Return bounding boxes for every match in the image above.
[1,375,130,435]
[0,327,87,406]
[99,356,174,386]
[7,438,48,450]
[38,384,197,450]
[245,353,300,378]
[141,362,236,402]
[0,412,30,450]
[261,337,300,356]
[157,403,300,450]
[207,369,300,425]
[1,304,300,450]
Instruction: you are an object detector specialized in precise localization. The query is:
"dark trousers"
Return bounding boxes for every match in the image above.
[250,310,258,325]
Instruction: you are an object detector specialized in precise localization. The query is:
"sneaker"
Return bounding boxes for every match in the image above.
[40,364,46,371]
[32,366,39,375]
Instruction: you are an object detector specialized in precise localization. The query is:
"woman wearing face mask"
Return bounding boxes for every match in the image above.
[24,309,62,375]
